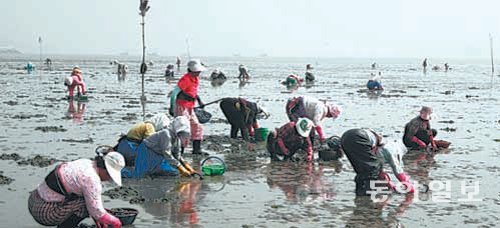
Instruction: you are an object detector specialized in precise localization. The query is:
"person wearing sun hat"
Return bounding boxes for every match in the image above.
[114,113,171,166]
[175,59,206,155]
[28,149,125,228]
[65,66,86,99]
[403,106,439,150]
[121,116,202,178]
[266,118,315,161]
[285,95,341,144]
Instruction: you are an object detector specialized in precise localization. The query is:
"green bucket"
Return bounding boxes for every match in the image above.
[202,164,225,176]
[77,95,89,102]
[201,156,226,176]
[255,128,270,142]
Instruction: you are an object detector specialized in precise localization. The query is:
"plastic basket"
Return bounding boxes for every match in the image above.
[201,156,226,176]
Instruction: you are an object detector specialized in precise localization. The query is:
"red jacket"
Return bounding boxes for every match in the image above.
[176,73,200,108]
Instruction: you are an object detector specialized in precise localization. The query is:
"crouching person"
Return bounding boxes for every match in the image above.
[220,97,266,141]
[341,128,415,196]
[121,116,202,179]
[115,113,171,166]
[267,118,314,162]
[28,151,125,228]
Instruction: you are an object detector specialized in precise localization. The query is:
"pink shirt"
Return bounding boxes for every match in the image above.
[37,159,107,220]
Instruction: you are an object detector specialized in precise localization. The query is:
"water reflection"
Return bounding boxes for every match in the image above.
[345,194,414,227]
[367,89,383,99]
[403,149,450,201]
[128,179,206,226]
[238,78,249,88]
[266,162,339,204]
[170,180,203,225]
[65,100,86,123]
[117,71,127,81]
[210,78,227,87]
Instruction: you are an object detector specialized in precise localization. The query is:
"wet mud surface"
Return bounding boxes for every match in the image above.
[0,153,59,167]
[0,56,499,227]
[0,171,14,185]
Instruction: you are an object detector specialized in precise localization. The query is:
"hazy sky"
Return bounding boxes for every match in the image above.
[2,0,500,58]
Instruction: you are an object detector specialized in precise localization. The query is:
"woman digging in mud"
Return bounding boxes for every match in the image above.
[403,106,450,151]
[340,128,415,196]
[267,118,315,162]
[286,95,341,145]
[28,150,125,228]
[114,113,171,166]
[219,97,268,141]
[121,116,202,179]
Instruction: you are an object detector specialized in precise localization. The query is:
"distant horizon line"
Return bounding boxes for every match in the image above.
[0,52,495,61]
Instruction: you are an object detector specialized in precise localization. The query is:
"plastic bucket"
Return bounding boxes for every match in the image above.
[255,128,270,142]
[201,156,226,176]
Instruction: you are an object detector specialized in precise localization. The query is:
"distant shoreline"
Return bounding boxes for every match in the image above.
[0,53,496,64]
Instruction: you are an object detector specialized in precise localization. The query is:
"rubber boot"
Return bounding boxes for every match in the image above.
[192,140,202,154]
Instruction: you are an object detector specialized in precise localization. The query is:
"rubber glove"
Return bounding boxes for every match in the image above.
[182,162,195,173]
[277,139,289,156]
[248,125,255,136]
[315,126,326,144]
[177,165,191,177]
[96,213,121,228]
[379,171,396,191]
[306,147,313,162]
[411,136,427,149]
[429,135,437,151]
[396,173,415,194]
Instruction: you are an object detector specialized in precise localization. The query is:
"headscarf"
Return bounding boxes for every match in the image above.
[146,113,171,132]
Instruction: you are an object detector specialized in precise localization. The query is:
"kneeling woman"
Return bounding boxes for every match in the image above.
[340,128,414,196]
[267,118,314,162]
[122,116,201,178]
[28,151,125,228]
[282,74,304,87]
[115,113,171,166]
[366,73,383,91]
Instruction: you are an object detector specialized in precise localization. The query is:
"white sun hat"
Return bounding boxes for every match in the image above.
[296,118,314,137]
[172,116,191,135]
[187,59,206,72]
[103,152,125,186]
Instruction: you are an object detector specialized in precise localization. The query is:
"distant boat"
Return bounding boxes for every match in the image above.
[119,52,129,56]
[258,53,268,58]
[233,53,241,57]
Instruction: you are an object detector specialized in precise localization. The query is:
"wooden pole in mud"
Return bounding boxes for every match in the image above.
[38,36,42,71]
[490,34,494,74]
[139,0,150,120]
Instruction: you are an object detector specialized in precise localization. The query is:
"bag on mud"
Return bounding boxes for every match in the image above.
[169,86,181,116]
[64,76,73,86]
[194,107,212,124]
